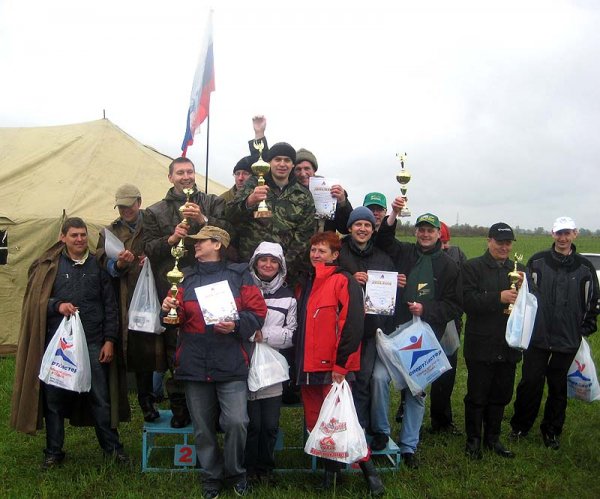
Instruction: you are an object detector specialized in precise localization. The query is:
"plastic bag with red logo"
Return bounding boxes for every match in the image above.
[38,311,91,393]
[376,317,451,396]
[567,338,600,402]
[304,380,368,464]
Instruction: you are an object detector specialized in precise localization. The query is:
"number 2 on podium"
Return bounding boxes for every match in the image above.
[174,444,196,466]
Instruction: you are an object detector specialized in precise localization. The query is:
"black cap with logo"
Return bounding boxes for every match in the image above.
[488,222,516,241]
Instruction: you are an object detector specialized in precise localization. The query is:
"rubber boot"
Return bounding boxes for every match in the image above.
[318,459,343,491]
[359,459,385,497]
[169,394,191,428]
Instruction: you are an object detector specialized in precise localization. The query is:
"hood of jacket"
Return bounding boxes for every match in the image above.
[249,241,287,295]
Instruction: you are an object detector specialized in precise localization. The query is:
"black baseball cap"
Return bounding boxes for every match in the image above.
[488,222,516,241]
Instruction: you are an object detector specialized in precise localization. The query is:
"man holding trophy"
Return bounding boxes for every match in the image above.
[144,156,229,428]
[225,142,316,285]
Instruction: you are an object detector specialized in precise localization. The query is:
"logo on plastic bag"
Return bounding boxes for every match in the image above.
[319,417,347,436]
[568,360,591,383]
[400,334,437,369]
[319,436,337,451]
[55,336,77,368]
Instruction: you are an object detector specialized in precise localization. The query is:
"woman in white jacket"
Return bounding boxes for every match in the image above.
[245,241,297,483]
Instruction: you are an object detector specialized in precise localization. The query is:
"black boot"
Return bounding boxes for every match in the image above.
[170,395,191,428]
[484,439,515,458]
[359,459,385,497]
[318,459,343,491]
[139,396,159,423]
[465,437,482,460]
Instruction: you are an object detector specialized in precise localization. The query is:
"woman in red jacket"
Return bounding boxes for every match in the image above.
[296,231,383,495]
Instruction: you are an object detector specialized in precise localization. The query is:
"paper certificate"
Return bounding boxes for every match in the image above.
[309,177,339,220]
[194,280,240,325]
[365,270,398,315]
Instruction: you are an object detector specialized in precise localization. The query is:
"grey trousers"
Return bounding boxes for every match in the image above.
[185,380,249,490]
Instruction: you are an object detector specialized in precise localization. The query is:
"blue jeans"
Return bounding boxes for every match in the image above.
[185,380,249,491]
[371,356,425,454]
[42,341,123,457]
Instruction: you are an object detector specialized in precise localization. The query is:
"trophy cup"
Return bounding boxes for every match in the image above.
[251,140,272,218]
[164,244,185,324]
[506,253,524,314]
[395,153,411,218]
[179,187,196,224]
[164,187,194,324]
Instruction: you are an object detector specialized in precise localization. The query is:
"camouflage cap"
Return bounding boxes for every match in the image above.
[186,225,230,248]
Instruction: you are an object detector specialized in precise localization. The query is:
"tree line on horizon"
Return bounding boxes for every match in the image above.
[394,221,600,237]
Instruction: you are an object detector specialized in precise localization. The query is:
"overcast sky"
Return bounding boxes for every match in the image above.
[1,0,598,230]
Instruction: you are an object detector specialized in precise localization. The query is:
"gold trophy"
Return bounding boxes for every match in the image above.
[164,187,194,324]
[164,244,185,324]
[395,152,411,218]
[179,187,196,224]
[251,140,272,218]
[506,253,524,314]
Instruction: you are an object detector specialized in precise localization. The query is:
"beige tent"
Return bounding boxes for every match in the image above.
[0,119,227,354]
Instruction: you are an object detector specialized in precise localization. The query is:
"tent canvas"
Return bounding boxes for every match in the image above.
[0,119,227,354]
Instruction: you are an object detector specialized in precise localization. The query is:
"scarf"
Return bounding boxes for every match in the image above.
[404,243,442,303]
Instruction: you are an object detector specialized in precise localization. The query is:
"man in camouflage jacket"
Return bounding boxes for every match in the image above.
[225,142,316,285]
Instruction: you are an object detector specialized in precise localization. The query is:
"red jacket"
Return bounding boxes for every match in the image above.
[302,263,364,375]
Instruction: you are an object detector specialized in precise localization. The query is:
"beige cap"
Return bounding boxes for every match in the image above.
[114,184,141,208]
[186,225,230,248]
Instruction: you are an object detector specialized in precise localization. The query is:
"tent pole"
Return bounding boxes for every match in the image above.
[204,115,210,193]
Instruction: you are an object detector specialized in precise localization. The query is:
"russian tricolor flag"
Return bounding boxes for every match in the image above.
[181,11,215,155]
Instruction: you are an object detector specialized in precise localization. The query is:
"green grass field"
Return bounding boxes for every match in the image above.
[1,235,600,498]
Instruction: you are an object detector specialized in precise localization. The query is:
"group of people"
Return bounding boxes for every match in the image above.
[10,116,599,499]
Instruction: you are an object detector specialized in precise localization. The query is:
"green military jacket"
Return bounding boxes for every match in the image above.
[225,172,316,283]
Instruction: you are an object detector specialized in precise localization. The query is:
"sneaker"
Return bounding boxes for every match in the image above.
[401,452,419,469]
[371,433,389,451]
[203,489,220,499]
[42,454,64,470]
[233,480,250,497]
[541,430,560,450]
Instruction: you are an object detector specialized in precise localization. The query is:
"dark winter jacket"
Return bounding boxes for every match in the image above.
[462,250,524,364]
[338,237,396,338]
[173,260,267,382]
[527,244,599,353]
[375,217,462,339]
[47,251,118,346]
[143,186,229,299]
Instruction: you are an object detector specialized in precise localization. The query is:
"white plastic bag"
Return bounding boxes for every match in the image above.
[39,311,91,393]
[440,320,460,356]
[103,229,125,260]
[128,259,165,334]
[567,338,600,402]
[247,342,290,392]
[304,380,368,464]
[505,277,538,350]
[376,317,452,396]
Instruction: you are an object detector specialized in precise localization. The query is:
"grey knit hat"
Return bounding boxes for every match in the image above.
[347,206,376,229]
